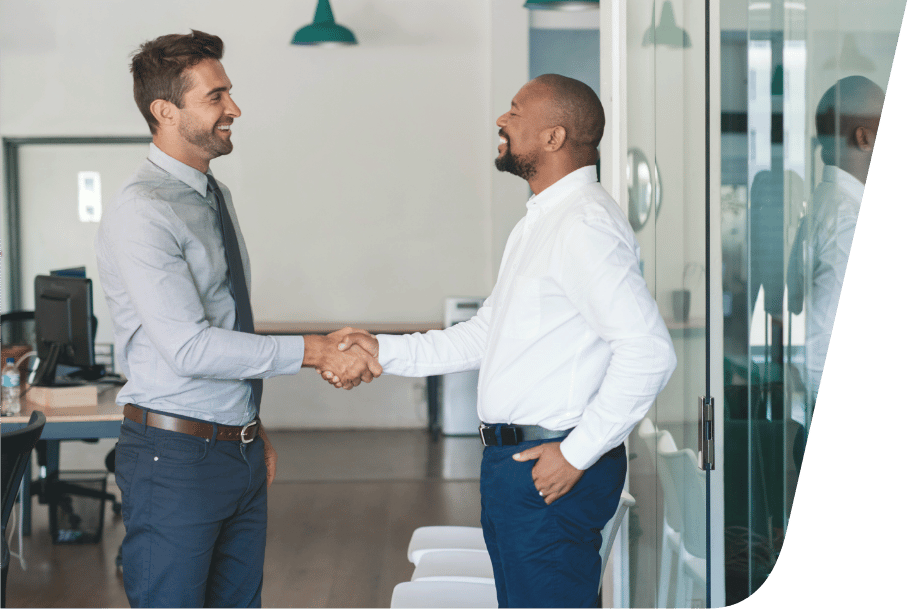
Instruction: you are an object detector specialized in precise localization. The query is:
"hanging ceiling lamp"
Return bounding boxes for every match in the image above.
[823,34,875,72]
[291,0,357,47]
[524,1,599,10]
[643,1,692,48]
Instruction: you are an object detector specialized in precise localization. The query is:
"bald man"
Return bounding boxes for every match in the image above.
[804,76,884,401]
[332,75,676,607]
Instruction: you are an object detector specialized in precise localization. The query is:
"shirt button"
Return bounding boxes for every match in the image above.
[153,456,159,461]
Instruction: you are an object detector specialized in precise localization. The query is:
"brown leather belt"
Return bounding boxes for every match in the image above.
[123,404,260,443]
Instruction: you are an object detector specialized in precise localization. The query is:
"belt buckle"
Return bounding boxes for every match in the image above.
[501,424,519,446]
[479,424,496,447]
[240,420,259,444]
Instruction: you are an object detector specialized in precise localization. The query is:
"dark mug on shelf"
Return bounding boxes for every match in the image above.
[672,289,691,323]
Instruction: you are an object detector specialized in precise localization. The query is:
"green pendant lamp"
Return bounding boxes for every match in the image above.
[524,0,599,10]
[291,0,357,46]
[642,1,691,48]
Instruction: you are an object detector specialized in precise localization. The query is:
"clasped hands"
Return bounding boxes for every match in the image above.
[304,327,382,390]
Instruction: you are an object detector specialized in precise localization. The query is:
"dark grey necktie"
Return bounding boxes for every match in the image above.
[207,174,263,413]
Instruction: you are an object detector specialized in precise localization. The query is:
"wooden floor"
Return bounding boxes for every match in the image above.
[4,430,483,608]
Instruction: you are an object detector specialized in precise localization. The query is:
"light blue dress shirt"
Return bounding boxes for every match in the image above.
[95,144,305,425]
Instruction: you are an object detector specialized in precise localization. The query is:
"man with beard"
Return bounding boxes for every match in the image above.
[95,30,380,607]
[331,75,676,607]
[803,76,884,405]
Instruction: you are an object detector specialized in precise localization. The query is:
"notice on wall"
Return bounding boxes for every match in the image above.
[78,171,102,223]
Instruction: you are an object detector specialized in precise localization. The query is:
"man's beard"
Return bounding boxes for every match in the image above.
[495,146,538,181]
[179,115,233,158]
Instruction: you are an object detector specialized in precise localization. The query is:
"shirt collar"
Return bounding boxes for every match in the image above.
[822,164,864,202]
[526,165,598,212]
[148,143,212,200]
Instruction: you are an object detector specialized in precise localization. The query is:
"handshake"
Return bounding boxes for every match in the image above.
[304,327,382,390]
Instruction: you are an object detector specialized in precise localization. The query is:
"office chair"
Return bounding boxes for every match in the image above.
[2,411,47,608]
[1,311,121,528]
[0,311,36,349]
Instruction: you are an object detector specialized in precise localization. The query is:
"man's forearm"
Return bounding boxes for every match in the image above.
[560,334,676,470]
[165,326,305,380]
[376,312,490,377]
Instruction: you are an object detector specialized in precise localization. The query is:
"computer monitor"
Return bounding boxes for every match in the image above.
[50,266,87,278]
[33,275,95,386]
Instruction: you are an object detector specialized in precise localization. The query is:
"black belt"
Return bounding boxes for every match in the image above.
[124,404,260,443]
[479,422,572,446]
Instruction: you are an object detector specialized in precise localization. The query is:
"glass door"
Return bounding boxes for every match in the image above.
[719,0,905,604]
[624,1,717,606]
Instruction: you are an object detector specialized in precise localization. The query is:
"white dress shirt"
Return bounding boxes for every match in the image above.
[95,144,305,425]
[377,166,676,470]
[806,164,864,396]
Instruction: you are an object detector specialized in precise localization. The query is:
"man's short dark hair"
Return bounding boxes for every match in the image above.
[130,30,224,135]
[815,75,884,166]
[533,74,605,156]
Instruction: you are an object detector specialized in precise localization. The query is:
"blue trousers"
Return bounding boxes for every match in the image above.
[480,437,627,608]
[115,415,268,608]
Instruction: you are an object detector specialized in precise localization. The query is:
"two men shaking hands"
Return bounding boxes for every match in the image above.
[99,27,676,609]
[305,327,381,390]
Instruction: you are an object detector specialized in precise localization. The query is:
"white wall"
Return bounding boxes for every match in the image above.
[0,0,536,428]
[489,1,531,272]
[1,0,494,320]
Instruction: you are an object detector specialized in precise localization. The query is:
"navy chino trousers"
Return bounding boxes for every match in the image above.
[115,414,268,608]
[480,435,627,608]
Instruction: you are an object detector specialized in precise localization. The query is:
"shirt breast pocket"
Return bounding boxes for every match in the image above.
[503,275,541,339]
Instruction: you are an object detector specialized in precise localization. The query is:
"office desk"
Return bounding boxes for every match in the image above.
[1,323,446,533]
[0,384,123,535]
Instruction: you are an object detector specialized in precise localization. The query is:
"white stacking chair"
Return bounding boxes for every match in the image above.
[638,419,684,608]
[656,432,707,607]
[411,549,495,584]
[406,525,487,566]
[598,490,636,597]
[394,492,636,608]
[389,580,500,608]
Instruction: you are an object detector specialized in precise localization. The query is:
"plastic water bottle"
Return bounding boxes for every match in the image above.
[2,357,21,416]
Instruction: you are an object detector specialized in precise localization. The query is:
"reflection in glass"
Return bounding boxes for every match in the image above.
[800,76,884,404]
[643,1,692,48]
[625,0,709,605]
[721,0,902,604]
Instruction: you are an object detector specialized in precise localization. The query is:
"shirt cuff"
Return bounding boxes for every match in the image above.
[276,335,306,374]
[559,427,617,471]
[376,334,404,371]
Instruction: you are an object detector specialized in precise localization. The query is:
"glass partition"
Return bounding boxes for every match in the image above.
[624,1,713,606]
[720,0,905,603]
[621,0,905,605]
